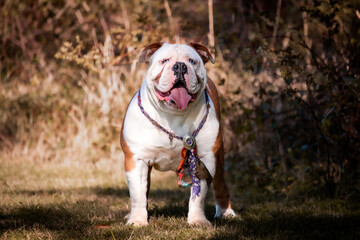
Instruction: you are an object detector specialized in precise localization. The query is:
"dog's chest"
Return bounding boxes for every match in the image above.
[129,120,218,172]
[128,122,188,171]
[147,141,184,171]
[123,91,219,171]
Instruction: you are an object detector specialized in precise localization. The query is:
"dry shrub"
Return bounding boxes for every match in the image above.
[0,0,215,164]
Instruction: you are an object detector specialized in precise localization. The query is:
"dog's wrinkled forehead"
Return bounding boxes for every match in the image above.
[139,42,214,65]
[153,44,200,62]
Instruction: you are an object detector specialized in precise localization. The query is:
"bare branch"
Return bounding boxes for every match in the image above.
[208,0,215,49]
[270,0,282,50]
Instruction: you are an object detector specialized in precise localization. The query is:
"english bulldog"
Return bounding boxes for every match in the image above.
[120,42,235,226]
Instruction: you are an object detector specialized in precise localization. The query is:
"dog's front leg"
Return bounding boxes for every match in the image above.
[187,153,216,226]
[187,178,211,226]
[125,159,150,226]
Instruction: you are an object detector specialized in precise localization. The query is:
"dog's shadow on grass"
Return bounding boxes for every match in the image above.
[93,185,194,217]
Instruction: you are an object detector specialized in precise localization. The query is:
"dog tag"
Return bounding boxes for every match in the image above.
[183,135,196,150]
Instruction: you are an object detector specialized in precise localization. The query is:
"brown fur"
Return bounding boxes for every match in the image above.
[206,78,232,209]
[120,123,135,172]
[139,42,164,63]
[189,42,215,64]
[120,95,136,172]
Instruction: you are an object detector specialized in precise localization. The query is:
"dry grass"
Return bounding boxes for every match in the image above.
[0,31,144,165]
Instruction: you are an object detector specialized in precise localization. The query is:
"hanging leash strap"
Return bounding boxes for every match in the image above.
[137,90,211,199]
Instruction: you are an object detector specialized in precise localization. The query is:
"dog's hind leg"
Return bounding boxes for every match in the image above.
[212,143,236,219]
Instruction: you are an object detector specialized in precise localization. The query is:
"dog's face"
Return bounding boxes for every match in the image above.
[139,42,214,111]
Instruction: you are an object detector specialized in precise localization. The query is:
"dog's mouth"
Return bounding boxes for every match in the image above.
[156,81,198,110]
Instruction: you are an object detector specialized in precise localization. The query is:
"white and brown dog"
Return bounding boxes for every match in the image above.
[120,42,235,226]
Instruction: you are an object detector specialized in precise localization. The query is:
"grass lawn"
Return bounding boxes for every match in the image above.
[0,159,359,239]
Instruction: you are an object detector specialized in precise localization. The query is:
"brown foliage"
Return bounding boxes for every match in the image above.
[1,0,359,199]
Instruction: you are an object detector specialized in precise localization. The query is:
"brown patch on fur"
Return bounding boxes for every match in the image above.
[206,77,221,156]
[207,78,231,209]
[139,42,164,63]
[120,124,135,172]
[189,42,215,64]
[206,78,221,123]
[120,95,136,172]
[212,142,231,209]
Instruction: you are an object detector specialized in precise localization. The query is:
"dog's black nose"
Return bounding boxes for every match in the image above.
[172,62,187,80]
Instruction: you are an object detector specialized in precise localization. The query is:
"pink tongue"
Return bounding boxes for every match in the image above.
[169,87,192,110]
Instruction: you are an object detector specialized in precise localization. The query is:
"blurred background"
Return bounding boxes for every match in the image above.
[1,0,359,202]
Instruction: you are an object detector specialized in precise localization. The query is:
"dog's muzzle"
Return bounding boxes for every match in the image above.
[155,61,198,110]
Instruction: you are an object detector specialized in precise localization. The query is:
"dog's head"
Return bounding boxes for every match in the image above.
[139,42,214,111]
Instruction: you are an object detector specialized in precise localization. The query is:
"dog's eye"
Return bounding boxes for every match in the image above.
[161,59,169,64]
[189,59,196,65]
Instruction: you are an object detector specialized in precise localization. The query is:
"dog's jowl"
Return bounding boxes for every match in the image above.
[120,42,235,226]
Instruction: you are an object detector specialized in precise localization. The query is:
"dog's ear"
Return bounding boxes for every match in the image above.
[139,42,164,63]
[189,42,215,64]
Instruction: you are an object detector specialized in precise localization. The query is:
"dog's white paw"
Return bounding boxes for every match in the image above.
[214,206,236,219]
[126,219,148,226]
[188,217,212,227]
[188,213,212,227]
[125,210,148,226]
